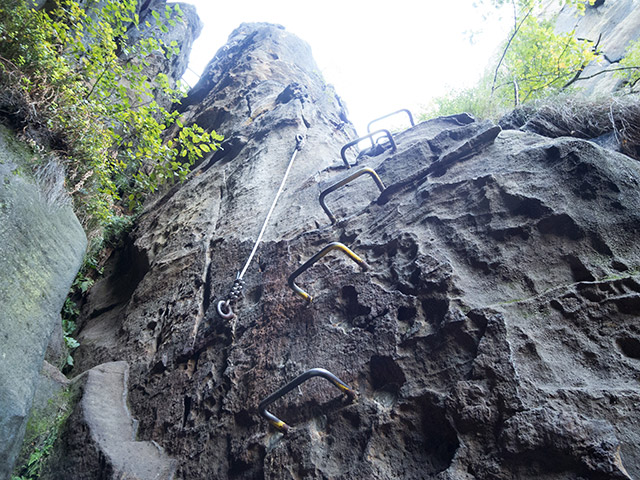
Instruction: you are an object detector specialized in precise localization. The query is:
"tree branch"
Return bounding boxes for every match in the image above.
[491,4,534,95]
[562,32,604,89]
[572,65,640,80]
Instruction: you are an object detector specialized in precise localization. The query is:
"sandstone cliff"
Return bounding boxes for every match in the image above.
[0,125,86,479]
[553,0,640,95]
[50,22,640,479]
[0,1,202,477]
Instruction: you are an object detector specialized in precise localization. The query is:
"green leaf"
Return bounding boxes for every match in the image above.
[65,336,80,349]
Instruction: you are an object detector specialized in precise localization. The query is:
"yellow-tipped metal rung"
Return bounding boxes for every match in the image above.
[258,368,357,433]
[288,242,368,302]
[319,167,386,224]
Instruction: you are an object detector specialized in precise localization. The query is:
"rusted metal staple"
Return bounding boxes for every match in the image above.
[340,130,397,169]
[319,167,386,224]
[288,242,368,302]
[366,108,415,134]
[258,368,356,432]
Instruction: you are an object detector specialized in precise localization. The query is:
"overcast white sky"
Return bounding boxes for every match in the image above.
[180,1,510,135]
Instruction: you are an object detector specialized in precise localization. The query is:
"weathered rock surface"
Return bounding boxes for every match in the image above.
[31,361,71,413]
[0,125,86,479]
[552,0,640,94]
[129,0,202,95]
[65,23,640,479]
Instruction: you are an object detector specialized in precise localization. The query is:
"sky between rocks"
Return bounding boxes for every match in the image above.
[181,0,511,134]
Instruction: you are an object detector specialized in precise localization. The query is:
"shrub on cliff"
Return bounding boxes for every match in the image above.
[422,0,620,120]
[616,38,640,92]
[0,0,221,233]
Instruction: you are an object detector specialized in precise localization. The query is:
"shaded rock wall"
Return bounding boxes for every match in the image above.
[0,1,203,477]
[65,23,640,479]
[127,0,202,109]
[0,125,86,479]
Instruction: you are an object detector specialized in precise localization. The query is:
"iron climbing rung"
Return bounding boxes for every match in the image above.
[288,242,368,303]
[319,167,386,224]
[340,129,397,169]
[366,109,415,134]
[258,368,356,432]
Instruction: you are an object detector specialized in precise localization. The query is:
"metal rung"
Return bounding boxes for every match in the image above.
[319,167,386,224]
[288,242,368,302]
[366,109,415,134]
[258,368,356,432]
[340,129,397,169]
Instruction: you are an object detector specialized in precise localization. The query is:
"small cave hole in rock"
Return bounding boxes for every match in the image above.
[398,306,417,323]
[369,355,406,391]
[565,255,595,282]
[421,298,449,325]
[341,285,371,320]
[421,402,460,474]
[611,260,628,272]
[616,337,640,360]
[409,267,422,287]
[248,284,263,303]
[182,395,192,428]
[341,409,361,429]
[536,213,585,240]
[150,360,166,375]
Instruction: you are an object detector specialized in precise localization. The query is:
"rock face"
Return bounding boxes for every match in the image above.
[130,0,202,93]
[0,125,86,479]
[64,23,640,479]
[553,0,640,94]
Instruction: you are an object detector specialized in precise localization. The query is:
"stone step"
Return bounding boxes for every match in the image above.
[78,361,175,479]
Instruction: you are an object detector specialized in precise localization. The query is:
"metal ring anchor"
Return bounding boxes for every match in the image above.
[217,277,245,319]
[217,300,235,319]
[258,368,356,432]
[288,242,368,303]
[215,133,303,320]
[366,109,415,134]
[340,129,397,169]
[319,167,386,224]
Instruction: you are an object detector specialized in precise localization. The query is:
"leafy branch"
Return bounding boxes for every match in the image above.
[491,0,534,95]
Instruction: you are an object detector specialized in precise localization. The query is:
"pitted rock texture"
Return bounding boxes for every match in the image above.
[66,23,640,479]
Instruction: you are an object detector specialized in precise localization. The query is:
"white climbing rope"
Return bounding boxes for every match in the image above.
[217,133,306,319]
